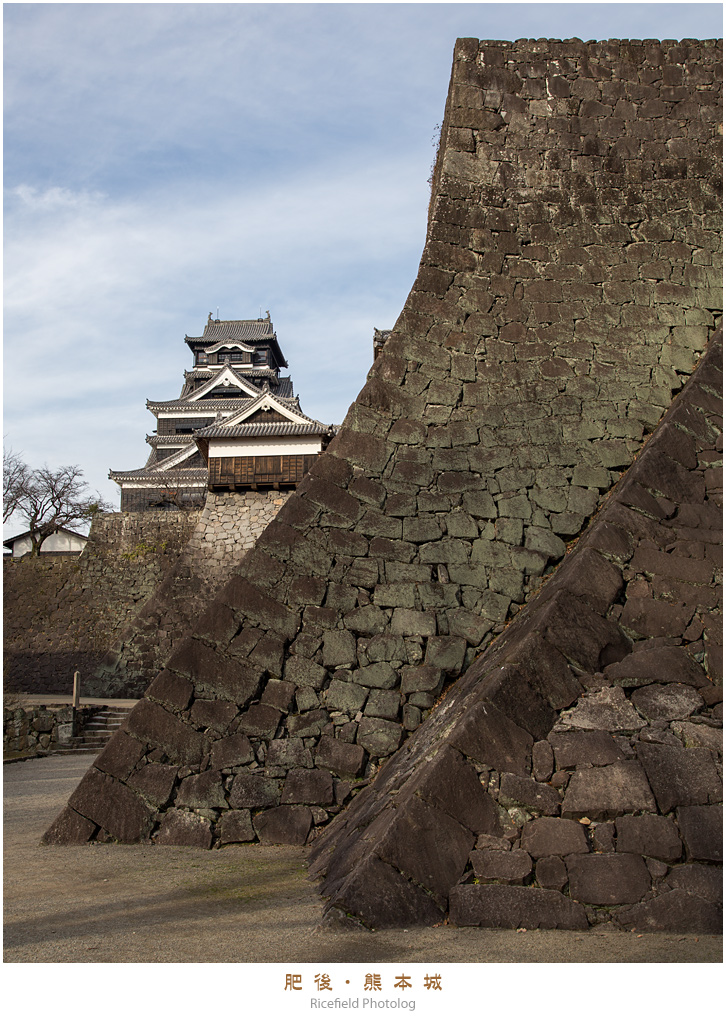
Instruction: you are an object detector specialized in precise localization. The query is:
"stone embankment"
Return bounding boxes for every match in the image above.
[3,511,199,695]
[88,490,289,697]
[44,37,722,931]
[309,331,722,933]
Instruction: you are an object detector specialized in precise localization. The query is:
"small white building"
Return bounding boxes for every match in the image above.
[3,526,89,558]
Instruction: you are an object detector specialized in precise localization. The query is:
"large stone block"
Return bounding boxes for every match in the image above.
[606,646,708,688]
[42,806,97,845]
[222,575,300,641]
[635,743,721,812]
[326,853,444,928]
[284,655,328,691]
[315,735,366,778]
[93,730,146,782]
[365,689,401,720]
[630,683,704,721]
[498,773,562,816]
[390,608,437,636]
[409,744,502,836]
[176,770,227,810]
[322,631,357,667]
[356,717,402,757]
[219,810,255,844]
[561,761,656,820]
[557,686,646,732]
[666,864,723,904]
[354,662,399,690]
[155,809,213,849]
[266,737,314,769]
[521,818,589,859]
[147,670,194,711]
[236,703,282,739]
[676,805,723,862]
[425,635,467,672]
[450,885,588,930]
[127,701,205,765]
[376,795,474,905]
[228,773,280,809]
[566,852,651,905]
[449,699,533,776]
[190,698,238,732]
[539,591,631,672]
[281,768,334,806]
[549,731,625,769]
[470,849,533,884]
[68,769,154,843]
[210,733,255,769]
[617,889,722,934]
[166,639,262,706]
[127,763,177,807]
[253,805,313,845]
[616,814,682,861]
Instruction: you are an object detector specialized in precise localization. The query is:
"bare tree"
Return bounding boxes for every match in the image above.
[9,461,113,555]
[3,446,31,523]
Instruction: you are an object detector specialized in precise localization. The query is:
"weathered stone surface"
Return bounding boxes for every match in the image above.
[498,773,561,816]
[315,735,366,778]
[365,689,401,720]
[223,575,300,641]
[126,701,205,765]
[266,737,313,769]
[666,864,723,904]
[617,889,722,934]
[376,795,474,905]
[356,717,402,757]
[566,853,651,906]
[281,768,334,806]
[354,662,399,690]
[253,805,312,845]
[557,687,646,732]
[630,683,704,721]
[670,721,723,754]
[210,733,255,770]
[549,730,625,769]
[166,638,262,704]
[190,698,238,731]
[562,761,656,820]
[228,773,280,809]
[287,709,330,738]
[605,646,708,688]
[535,856,568,891]
[259,679,295,712]
[532,740,554,782]
[450,885,588,930]
[93,731,146,782]
[322,630,358,667]
[219,809,255,844]
[425,636,467,672]
[470,849,532,884]
[128,764,177,807]
[147,670,194,711]
[155,809,213,849]
[326,853,444,928]
[620,598,695,639]
[176,770,227,809]
[236,703,282,739]
[400,665,443,694]
[284,656,328,691]
[449,700,533,776]
[325,678,368,713]
[68,769,154,843]
[42,805,97,845]
[521,818,589,859]
[676,805,723,862]
[636,743,721,813]
[390,609,437,636]
[616,814,682,861]
[410,745,502,836]
[540,591,631,672]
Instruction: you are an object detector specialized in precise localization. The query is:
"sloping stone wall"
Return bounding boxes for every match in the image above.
[309,332,722,933]
[44,38,721,928]
[3,511,199,695]
[86,490,289,698]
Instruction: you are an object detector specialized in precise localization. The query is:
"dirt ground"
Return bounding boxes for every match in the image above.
[3,753,722,968]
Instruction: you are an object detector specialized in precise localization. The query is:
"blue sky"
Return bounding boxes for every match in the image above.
[3,2,723,530]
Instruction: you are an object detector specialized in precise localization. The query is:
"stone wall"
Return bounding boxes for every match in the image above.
[45,38,722,932]
[310,332,722,933]
[4,702,98,756]
[4,511,199,695]
[87,490,289,697]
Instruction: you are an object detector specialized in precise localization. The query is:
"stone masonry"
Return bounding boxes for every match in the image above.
[3,510,199,696]
[87,490,289,698]
[310,330,722,933]
[45,39,721,930]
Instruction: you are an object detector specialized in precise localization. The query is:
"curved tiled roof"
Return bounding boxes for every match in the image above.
[194,421,333,439]
[109,467,208,482]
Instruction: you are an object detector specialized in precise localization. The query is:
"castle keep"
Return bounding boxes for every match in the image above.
[45,38,722,934]
[110,314,333,510]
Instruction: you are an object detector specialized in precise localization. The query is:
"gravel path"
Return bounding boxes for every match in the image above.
[4,754,721,964]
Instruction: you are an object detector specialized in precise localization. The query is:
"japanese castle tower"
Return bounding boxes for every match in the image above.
[110,314,335,511]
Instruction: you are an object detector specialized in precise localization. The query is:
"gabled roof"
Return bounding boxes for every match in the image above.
[186,365,262,402]
[184,316,287,368]
[194,420,333,440]
[195,390,323,432]
[3,525,89,549]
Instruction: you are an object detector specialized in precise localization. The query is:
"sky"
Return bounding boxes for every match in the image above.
[3,2,723,535]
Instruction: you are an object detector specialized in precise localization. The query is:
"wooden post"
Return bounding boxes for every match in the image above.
[72,670,81,709]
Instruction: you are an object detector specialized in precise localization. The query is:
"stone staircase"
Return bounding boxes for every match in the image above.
[56,707,133,756]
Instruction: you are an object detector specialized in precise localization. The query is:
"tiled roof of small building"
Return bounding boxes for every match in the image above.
[192,318,275,342]
[194,421,334,439]
[109,466,209,482]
